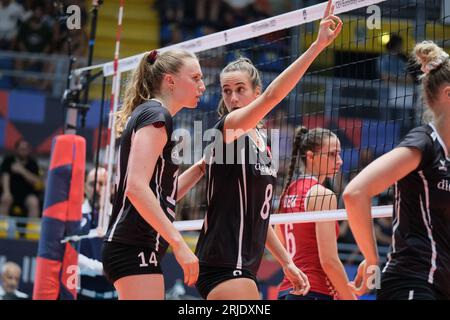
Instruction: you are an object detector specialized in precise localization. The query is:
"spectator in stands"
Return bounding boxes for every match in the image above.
[154,0,187,45]
[0,139,43,218]
[195,0,230,32]
[222,0,255,28]
[0,261,28,300]
[16,2,52,55]
[57,25,88,64]
[54,0,88,58]
[153,0,185,25]
[77,167,117,300]
[0,0,29,50]
[245,0,271,23]
[15,1,52,89]
[164,23,183,46]
[268,0,292,15]
[377,34,413,83]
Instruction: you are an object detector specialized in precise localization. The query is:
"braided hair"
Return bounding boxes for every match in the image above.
[278,126,336,209]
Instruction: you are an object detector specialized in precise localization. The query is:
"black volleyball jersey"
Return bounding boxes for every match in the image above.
[383,123,450,297]
[195,115,277,275]
[105,100,179,254]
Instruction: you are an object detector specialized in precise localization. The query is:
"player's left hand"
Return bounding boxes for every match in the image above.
[315,0,343,50]
[283,261,310,296]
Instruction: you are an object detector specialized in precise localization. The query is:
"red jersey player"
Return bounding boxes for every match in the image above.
[276,127,357,300]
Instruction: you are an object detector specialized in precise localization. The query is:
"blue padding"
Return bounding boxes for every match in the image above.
[341,147,360,174]
[198,93,220,110]
[66,220,82,237]
[38,216,65,260]
[257,51,285,72]
[0,58,13,89]
[59,283,75,300]
[360,120,401,156]
[160,24,173,43]
[38,217,81,260]
[8,91,45,123]
[85,100,102,128]
[44,164,72,209]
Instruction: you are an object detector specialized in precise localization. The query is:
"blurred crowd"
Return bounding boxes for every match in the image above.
[0,0,399,250]
[0,0,88,90]
[154,0,292,47]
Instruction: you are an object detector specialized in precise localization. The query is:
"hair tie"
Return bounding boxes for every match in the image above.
[147,50,158,65]
[422,52,449,74]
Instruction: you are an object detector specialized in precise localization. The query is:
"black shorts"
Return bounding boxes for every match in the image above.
[102,241,163,284]
[377,273,447,300]
[195,264,257,299]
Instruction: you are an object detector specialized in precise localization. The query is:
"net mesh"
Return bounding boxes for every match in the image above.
[79,0,449,226]
[170,0,449,221]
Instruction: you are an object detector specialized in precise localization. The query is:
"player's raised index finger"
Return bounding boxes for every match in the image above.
[323,0,333,19]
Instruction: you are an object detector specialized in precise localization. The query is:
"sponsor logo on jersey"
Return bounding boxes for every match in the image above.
[438,159,447,172]
[437,179,450,192]
[283,195,298,208]
[254,163,277,177]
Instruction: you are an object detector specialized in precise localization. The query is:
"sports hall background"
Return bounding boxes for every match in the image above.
[0,0,448,299]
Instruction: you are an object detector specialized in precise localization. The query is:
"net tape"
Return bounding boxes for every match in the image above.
[73,0,386,77]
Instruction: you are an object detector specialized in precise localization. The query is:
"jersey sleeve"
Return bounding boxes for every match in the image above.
[212,114,228,133]
[134,105,171,139]
[396,126,434,170]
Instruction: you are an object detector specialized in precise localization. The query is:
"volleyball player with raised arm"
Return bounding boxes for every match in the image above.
[343,41,450,299]
[275,127,356,300]
[102,50,205,299]
[181,0,343,300]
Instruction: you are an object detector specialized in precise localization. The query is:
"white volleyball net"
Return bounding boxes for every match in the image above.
[72,0,449,239]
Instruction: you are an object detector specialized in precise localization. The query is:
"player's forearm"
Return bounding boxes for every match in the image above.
[274,224,286,248]
[126,183,184,249]
[343,191,379,264]
[265,226,291,267]
[225,41,324,133]
[321,259,357,300]
[177,159,205,202]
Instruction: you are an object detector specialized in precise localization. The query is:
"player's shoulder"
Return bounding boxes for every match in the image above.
[308,183,335,198]
[402,124,434,142]
[134,100,168,118]
[291,176,320,190]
